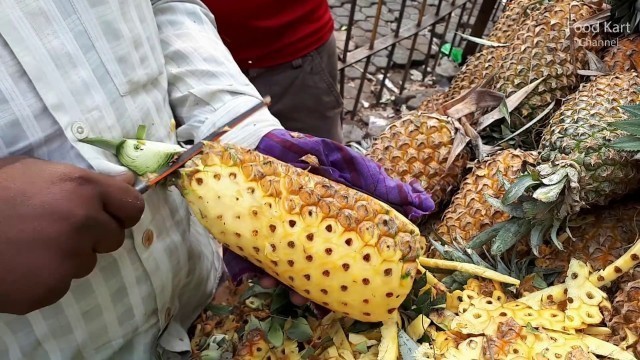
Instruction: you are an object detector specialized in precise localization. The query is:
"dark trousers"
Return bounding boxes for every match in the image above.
[243,34,344,143]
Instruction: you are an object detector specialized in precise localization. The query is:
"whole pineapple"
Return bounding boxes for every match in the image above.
[471,72,640,256]
[419,0,545,112]
[367,112,469,210]
[602,34,640,72]
[180,141,425,322]
[484,0,604,128]
[536,196,640,280]
[435,149,538,247]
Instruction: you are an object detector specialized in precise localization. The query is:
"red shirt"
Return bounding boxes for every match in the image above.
[203,0,335,69]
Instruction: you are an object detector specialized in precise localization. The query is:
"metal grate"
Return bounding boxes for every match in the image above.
[334,0,505,117]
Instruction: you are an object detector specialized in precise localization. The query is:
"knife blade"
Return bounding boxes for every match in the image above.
[134,96,271,194]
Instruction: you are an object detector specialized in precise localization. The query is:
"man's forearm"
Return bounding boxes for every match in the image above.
[151,0,283,149]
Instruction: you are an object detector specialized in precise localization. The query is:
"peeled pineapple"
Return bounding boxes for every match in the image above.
[180,141,425,322]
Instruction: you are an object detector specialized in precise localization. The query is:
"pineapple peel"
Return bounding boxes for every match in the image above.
[418,257,521,286]
[179,141,425,322]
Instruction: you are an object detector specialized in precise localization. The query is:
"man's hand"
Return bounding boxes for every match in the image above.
[0,157,145,315]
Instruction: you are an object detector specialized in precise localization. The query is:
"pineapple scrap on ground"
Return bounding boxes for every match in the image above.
[470,72,640,257]
[535,196,640,282]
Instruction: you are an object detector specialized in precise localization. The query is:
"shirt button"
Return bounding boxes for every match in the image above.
[142,229,154,248]
[71,122,88,140]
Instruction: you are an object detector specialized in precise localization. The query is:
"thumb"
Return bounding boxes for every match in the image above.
[112,171,137,186]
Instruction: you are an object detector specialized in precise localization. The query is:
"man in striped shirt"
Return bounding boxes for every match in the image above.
[0,1,434,359]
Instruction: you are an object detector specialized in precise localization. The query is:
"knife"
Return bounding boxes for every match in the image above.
[134,96,271,194]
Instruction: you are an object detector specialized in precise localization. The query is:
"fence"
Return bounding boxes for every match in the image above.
[334,0,508,117]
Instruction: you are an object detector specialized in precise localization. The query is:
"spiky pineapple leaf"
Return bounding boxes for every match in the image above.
[549,218,565,251]
[490,219,532,256]
[486,195,525,217]
[532,179,566,202]
[609,135,640,151]
[286,318,313,342]
[466,221,508,249]
[267,318,285,347]
[502,174,540,205]
[529,219,553,256]
[206,304,233,316]
[611,120,640,137]
[621,104,640,118]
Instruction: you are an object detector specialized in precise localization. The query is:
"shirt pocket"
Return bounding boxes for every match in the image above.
[71,0,165,95]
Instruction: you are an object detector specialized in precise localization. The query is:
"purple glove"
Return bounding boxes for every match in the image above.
[223,129,435,285]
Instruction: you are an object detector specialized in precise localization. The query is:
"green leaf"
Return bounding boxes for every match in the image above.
[522,200,555,219]
[347,321,380,334]
[354,342,368,353]
[499,99,511,125]
[609,135,640,152]
[240,283,274,302]
[286,318,314,342]
[245,315,262,333]
[611,120,640,136]
[490,219,532,256]
[621,104,640,118]
[267,320,284,347]
[485,195,525,218]
[415,288,434,308]
[532,273,548,289]
[532,179,566,203]
[206,304,233,316]
[466,222,507,249]
[529,220,552,256]
[502,174,540,205]
[270,286,290,312]
[413,273,428,293]
[549,218,565,250]
[525,323,540,334]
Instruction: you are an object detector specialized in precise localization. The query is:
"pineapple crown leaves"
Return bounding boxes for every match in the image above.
[608,104,640,154]
[465,164,579,257]
[609,0,640,34]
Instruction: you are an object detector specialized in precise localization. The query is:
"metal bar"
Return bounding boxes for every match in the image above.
[376,0,409,103]
[462,0,479,48]
[351,0,385,117]
[461,0,500,63]
[421,23,438,81]
[339,0,358,97]
[338,0,468,70]
[451,2,467,47]
[400,0,430,93]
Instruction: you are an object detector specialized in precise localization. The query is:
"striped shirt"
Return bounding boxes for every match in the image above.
[0,1,282,359]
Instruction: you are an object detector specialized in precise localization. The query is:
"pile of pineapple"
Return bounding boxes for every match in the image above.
[184,0,640,358]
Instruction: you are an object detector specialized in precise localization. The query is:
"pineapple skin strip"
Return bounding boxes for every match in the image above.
[521,242,640,309]
[418,257,520,285]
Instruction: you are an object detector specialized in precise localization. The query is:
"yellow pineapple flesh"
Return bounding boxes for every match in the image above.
[179,141,424,323]
[435,149,538,246]
[367,112,469,209]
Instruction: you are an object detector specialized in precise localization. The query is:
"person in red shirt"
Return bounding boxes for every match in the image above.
[203,0,344,143]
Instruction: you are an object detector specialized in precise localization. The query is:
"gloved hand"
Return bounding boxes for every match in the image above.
[222,129,435,307]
